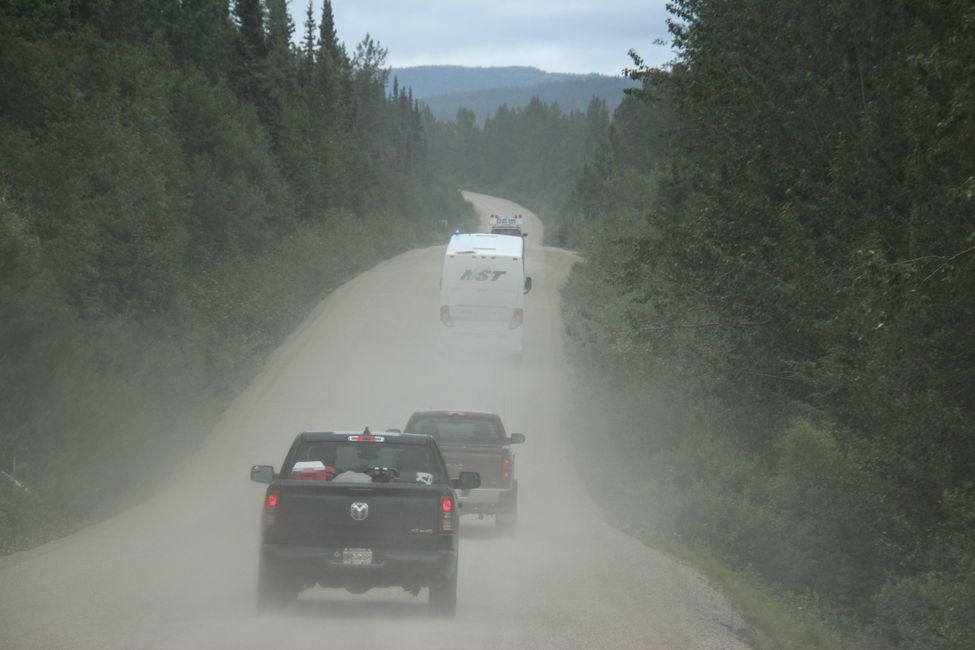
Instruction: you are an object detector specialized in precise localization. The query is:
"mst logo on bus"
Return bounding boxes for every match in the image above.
[460,268,507,281]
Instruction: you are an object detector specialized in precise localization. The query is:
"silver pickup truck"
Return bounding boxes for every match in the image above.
[402,411,525,534]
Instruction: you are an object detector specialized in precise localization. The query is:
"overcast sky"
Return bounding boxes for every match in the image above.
[304,1,674,76]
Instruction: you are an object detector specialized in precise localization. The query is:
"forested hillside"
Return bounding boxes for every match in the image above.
[553,1,975,649]
[418,0,973,646]
[410,73,637,125]
[3,0,972,646]
[425,96,612,225]
[390,65,578,98]
[0,0,473,553]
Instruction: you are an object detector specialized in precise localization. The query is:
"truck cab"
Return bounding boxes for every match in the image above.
[403,411,525,534]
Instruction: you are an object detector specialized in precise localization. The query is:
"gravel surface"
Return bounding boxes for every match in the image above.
[0,192,753,650]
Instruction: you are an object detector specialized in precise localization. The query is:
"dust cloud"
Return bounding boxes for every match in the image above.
[0,192,750,649]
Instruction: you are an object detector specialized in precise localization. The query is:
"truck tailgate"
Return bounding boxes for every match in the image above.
[270,483,447,550]
[438,444,509,488]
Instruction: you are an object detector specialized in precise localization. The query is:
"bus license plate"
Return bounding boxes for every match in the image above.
[342,548,373,565]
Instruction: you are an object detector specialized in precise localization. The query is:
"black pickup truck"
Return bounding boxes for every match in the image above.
[250,430,480,615]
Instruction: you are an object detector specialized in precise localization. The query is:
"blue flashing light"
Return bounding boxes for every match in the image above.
[454,228,461,235]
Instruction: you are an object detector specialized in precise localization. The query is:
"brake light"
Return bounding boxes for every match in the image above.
[502,454,512,480]
[263,489,280,527]
[510,308,523,329]
[438,496,455,533]
[440,306,453,326]
[348,434,383,442]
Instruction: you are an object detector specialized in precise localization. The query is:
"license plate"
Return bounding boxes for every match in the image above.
[342,548,373,565]
[455,306,506,321]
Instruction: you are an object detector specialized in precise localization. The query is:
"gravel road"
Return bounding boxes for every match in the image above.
[0,191,752,650]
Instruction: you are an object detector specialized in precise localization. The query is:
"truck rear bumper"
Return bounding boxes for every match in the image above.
[260,545,457,590]
[457,487,516,516]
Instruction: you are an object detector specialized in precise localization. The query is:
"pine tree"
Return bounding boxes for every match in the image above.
[231,0,268,107]
[302,0,316,60]
[265,0,294,55]
[318,0,340,66]
[264,0,295,96]
[316,0,352,128]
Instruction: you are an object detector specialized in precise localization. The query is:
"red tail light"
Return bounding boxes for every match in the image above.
[440,306,453,326]
[263,489,280,527]
[438,496,455,533]
[502,454,512,480]
[510,308,523,329]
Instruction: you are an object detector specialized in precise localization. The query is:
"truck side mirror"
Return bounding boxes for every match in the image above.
[524,277,532,294]
[452,471,481,490]
[250,465,275,484]
[522,232,528,238]
[508,433,526,444]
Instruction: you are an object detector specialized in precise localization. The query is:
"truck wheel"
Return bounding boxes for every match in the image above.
[257,559,299,610]
[428,571,458,617]
[496,509,517,535]
[496,491,518,535]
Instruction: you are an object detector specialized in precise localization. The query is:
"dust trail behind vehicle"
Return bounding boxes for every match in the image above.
[0,193,751,650]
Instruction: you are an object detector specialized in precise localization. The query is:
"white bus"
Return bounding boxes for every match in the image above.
[439,233,532,354]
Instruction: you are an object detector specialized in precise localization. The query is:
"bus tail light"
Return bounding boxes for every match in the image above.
[510,308,523,329]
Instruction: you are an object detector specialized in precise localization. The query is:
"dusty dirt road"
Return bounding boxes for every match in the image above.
[0,192,752,650]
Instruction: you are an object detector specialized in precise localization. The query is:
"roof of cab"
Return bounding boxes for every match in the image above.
[409,410,501,418]
[297,431,431,444]
[446,233,523,257]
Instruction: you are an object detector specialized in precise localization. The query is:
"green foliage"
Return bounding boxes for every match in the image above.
[867,485,975,649]
[0,3,473,553]
[871,570,975,650]
[426,95,612,226]
[558,0,975,647]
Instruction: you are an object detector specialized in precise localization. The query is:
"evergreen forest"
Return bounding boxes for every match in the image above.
[554,2,973,648]
[426,1,975,648]
[410,72,636,125]
[1,1,973,648]
[0,0,473,552]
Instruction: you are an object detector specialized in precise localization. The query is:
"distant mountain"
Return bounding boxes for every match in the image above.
[390,66,579,98]
[389,65,639,123]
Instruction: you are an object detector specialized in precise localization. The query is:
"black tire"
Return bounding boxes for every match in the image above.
[428,570,458,617]
[257,559,300,610]
[495,508,517,535]
[496,489,518,535]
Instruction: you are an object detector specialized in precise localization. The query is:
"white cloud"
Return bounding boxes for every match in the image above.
[313,1,672,75]
[492,0,654,19]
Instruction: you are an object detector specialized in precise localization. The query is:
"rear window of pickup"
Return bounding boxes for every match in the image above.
[287,440,448,485]
[407,415,506,444]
